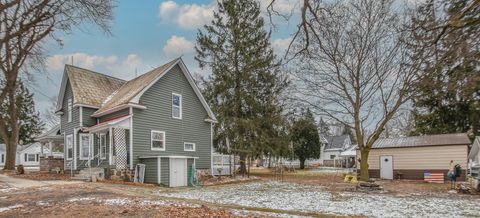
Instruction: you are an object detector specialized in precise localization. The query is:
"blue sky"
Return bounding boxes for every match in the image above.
[33,0,300,119]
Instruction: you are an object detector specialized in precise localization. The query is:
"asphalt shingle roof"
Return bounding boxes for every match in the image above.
[372,133,471,149]
[324,135,349,150]
[66,65,126,108]
[92,58,179,116]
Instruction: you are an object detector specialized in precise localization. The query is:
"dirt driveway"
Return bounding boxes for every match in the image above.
[0,177,243,218]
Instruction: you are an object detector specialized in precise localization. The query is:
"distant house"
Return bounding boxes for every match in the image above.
[55,58,216,187]
[0,143,54,170]
[357,133,470,180]
[320,135,352,166]
[468,136,480,167]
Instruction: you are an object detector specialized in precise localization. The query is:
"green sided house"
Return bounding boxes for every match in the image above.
[55,58,216,187]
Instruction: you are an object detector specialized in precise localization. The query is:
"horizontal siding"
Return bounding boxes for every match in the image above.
[141,158,158,184]
[358,145,468,170]
[99,109,130,123]
[82,107,97,127]
[60,79,78,170]
[132,64,211,169]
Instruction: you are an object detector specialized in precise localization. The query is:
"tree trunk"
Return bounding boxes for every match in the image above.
[239,154,247,176]
[359,149,370,181]
[4,138,17,170]
[299,158,305,169]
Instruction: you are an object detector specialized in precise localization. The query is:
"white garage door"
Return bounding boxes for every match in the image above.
[169,158,187,187]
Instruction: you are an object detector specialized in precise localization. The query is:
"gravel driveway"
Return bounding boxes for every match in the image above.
[158,181,480,218]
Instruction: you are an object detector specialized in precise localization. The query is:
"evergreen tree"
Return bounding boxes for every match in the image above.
[291,109,320,169]
[196,0,289,175]
[409,0,480,137]
[0,81,44,145]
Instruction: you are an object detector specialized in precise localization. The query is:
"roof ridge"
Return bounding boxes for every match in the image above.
[65,64,126,82]
[96,57,181,109]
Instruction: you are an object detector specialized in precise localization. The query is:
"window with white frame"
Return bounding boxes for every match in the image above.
[172,93,182,119]
[151,130,165,151]
[99,134,107,159]
[66,134,73,160]
[184,142,195,151]
[25,153,36,162]
[67,98,73,122]
[79,134,92,160]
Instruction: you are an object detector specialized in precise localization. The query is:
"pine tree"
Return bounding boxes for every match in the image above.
[317,117,330,136]
[409,0,480,138]
[0,81,44,145]
[291,109,320,169]
[196,0,289,175]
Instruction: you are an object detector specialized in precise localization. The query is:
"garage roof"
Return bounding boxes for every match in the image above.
[372,133,471,149]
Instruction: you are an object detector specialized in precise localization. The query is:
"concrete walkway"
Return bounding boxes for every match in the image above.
[0,174,82,188]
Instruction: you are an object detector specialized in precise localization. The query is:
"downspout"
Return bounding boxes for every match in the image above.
[129,106,133,170]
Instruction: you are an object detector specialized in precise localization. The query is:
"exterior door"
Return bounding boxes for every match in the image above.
[170,158,187,187]
[380,155,393,179]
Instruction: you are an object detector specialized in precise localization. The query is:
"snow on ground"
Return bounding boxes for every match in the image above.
[158,181,480,218]
[66,197,198,208]
[0,204,23,213]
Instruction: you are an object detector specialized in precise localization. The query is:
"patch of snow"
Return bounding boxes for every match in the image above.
[159,181,480,218]
[67,197,97,202]
[36,201,50,206]
[0,204,23,213]
[0,187,19,193]
[103,198,131,206]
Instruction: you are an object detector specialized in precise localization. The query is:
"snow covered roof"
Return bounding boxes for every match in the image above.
[0,143,45,153]
[340,145,357,157]
[323,135,350,150]
[372,133,471,149]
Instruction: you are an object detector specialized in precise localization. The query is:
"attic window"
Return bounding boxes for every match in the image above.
[68,98,72,122]
[172,93,182,119]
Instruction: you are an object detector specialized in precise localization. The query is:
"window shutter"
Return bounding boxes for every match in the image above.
[25,153,27,162]
[36,154,39,162]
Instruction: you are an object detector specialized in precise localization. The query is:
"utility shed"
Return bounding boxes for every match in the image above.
[357,133,471,180]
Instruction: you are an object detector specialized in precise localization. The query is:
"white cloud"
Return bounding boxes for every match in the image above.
[45,53,144,80]
[272,37,292,55]
[159,1,178,20]
[163,35,195,57]
[159,1,214,29]
[259,0,301,16]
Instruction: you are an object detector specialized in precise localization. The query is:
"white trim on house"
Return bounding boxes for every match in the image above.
[129,106,134,170]
[73,103,99,109]
[184,142,195,152]
[73,128,78,170]
[79,133,92,160]
[90,103,146,118]
[66,134,73,160]
[55,70,68,112]
[109,127,113,165]
[151,130,166,151]
[157,157,161,184]
[99,133,107,160]
[67,98,73,123]
[79,106,83,127]
[130,58,217,122]
[172,93,182,119]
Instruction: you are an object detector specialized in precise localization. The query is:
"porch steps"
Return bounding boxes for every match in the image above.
[71,167,105,182]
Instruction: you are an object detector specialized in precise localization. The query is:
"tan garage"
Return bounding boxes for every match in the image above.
[357,133,471,181]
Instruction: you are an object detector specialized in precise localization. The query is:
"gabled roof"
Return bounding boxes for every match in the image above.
[372,133,471,149]
[92,58,179,116]
[324,135,350,150]
[56,65,125,111]
[55,58,217,122]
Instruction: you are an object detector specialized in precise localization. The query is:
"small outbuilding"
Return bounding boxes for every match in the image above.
[357,133,471,181]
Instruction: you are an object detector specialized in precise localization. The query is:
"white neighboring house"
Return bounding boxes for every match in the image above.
[320,135,352,166]
[468,136,480,167]
[0,143,54,170]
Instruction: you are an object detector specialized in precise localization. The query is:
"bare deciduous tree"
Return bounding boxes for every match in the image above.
[289,0,426,181]
[0,0,115,170]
